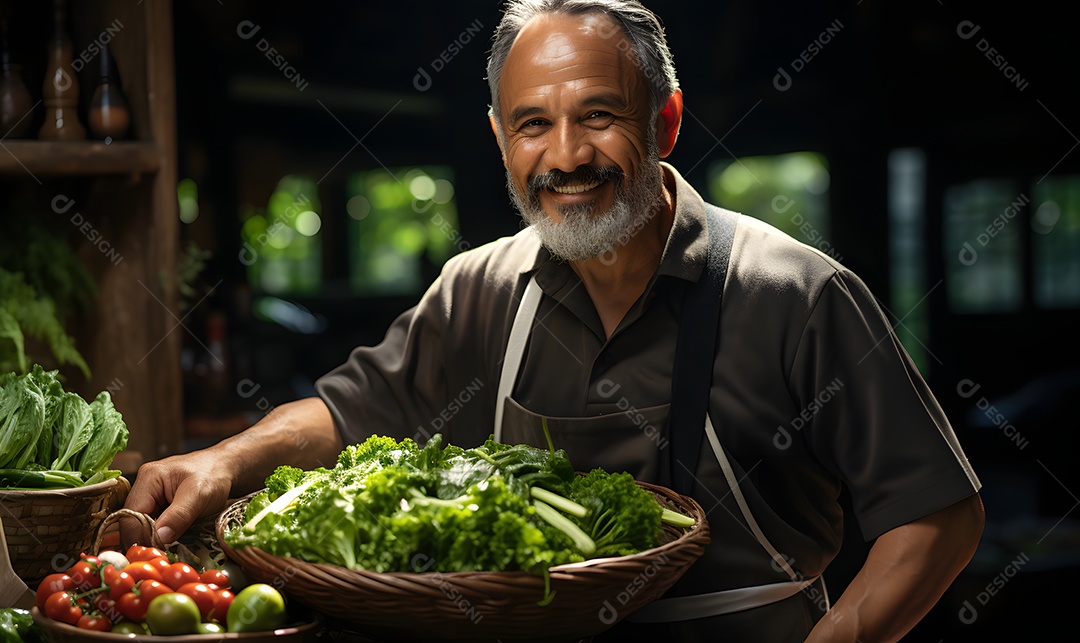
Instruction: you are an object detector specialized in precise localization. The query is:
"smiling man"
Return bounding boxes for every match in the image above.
[128,1,983,641]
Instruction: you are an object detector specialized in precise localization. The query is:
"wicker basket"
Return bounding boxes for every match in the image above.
[0,476,129,587]
[216,480,710,641]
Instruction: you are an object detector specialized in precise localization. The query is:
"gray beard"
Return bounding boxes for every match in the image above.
[507,153,665,262]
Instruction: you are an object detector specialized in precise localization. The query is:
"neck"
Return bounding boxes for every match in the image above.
[569,172,676,337]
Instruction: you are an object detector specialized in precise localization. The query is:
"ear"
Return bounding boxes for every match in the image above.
[489,115,508,167]
[655,90,683,158]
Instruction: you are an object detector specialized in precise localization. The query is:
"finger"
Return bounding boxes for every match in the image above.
[122,466,168,547]
[124,472,164,515]
[154,476,230,545]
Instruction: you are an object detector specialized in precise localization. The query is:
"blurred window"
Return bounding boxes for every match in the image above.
[1032,175,1080,308]
[943,179,1024,313]
[240,175,323,294]
[346,165,462,295]
[888,148,931,374]
[708,152,834,260]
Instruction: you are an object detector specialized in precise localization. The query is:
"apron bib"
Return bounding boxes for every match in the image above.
[492,206,829,630]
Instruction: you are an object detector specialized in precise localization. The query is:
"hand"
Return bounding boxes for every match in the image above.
[124,448,237,545]
[122,397,343,546]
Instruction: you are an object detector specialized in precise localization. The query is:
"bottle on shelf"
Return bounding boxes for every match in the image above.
[88,43,130,144]
[38,0,85,141]
[0,18,34,138]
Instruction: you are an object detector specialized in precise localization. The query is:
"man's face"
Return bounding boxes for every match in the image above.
[496,12,664,261]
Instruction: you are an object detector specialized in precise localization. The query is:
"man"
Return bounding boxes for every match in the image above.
[128,1,984,641]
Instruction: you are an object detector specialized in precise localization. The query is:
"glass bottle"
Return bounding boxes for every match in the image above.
[88,43,129,143]
[0,18,34,138]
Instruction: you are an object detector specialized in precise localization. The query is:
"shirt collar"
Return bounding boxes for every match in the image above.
[656,162,708,283]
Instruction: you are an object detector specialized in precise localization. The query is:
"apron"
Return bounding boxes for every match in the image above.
[492,206,830,639]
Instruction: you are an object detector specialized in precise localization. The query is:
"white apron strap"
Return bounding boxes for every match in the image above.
[629,576,820,623]
[493,275,543,442]
[630,414,827,622]
[705,413,799,581]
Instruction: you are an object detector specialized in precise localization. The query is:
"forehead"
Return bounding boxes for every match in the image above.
[500,12,644,113]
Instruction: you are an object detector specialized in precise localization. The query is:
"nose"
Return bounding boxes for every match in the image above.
[545,119,595,173]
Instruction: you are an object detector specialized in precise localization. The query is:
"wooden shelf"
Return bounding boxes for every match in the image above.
[0,140,161,177]
[0,0,184,462]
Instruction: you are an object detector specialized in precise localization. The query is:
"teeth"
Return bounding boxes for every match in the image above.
[552,180,601,194]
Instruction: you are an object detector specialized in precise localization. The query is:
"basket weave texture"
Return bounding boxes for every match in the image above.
[0,476,129,587]
[216,480,710,641]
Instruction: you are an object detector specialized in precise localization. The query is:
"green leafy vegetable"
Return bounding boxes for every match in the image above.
[49,391,94,471]
[0,366,128,488]
[0,368,44,469]
[227,433,684,584]
[567,468,664,558]
[0,607,43,643]
[76,391,130,478]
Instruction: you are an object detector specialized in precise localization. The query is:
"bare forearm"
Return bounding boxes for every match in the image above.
[216,396,344,495]
[127,396,343,541]
[806,493,985,642]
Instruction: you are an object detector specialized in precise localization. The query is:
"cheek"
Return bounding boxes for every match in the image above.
[505,138,541,182]
[596,127,650,173]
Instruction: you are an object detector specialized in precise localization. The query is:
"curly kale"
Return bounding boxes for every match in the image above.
[569,469,664,557]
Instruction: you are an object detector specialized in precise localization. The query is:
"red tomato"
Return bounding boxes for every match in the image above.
[117,580,172,622]
[101,564,123,588]
[108,571,136,600]
[125,545,167,562]
[44,591,82,625]
[208,589,234,623]
[160,562,200,591]
[76,614,112,631]
[199,568,230,589]
[67,559,101,591]
[176,583,216,619]
[93,593,123,625]
[144,556,172,575]
[121,561,163,584]
[35,574,74,611]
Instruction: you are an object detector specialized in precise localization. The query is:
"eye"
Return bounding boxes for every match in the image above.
[516,118,549,135]
[584,111,615,127]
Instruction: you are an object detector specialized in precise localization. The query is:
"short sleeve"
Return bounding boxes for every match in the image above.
[314,276,450,446]
[792,270,981,541]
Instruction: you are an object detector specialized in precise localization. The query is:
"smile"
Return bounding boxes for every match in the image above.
[550,180,603,194]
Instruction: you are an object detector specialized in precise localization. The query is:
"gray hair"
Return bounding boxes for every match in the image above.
[486,0,679,128]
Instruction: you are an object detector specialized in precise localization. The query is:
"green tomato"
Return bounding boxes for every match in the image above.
[109,621,148,635]
[145,593,202,636]
[227,584,287,633]
[196,622,226,634]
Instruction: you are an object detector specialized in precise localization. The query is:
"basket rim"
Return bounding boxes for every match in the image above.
[0,475,127,498]
[216,480,710,582]
[30,606,321,641]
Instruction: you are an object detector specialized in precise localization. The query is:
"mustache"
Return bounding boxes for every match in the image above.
[528,166,625,194]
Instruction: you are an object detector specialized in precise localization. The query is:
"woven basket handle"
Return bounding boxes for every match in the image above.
[91,509,201,567]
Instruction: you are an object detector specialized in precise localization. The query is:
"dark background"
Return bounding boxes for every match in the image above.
[144,1,1080,640]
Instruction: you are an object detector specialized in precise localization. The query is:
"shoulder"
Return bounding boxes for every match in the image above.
[425,227,540,319]
[438,227,540,286]
[727,212,847,307]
